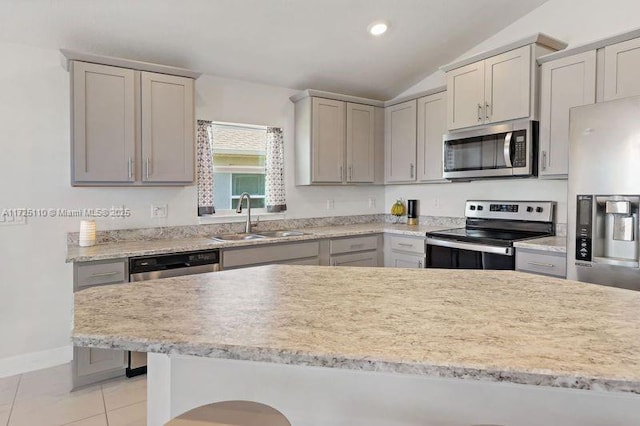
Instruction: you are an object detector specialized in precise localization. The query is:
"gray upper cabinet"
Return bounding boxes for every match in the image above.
[447,46,531,131]
[604,37,640,101]
[385,100,417,183]
[539,51,596,177]
[417,91,447,182]
[141,72,195,183]
[70,60,195,186]
[346,102,375,183]
[484,46,532,124]
[312,98,345,183]
[293,95,382,185]
[447,61,485,130]
[72,62,137,184]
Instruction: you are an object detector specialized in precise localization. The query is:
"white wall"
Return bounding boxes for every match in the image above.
[389,0,640,224]
[0,40,382,375]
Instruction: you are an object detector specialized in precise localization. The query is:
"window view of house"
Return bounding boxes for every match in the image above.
[211,123,267,210]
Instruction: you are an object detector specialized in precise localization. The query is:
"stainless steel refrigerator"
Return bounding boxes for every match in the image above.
[568,96,640,291]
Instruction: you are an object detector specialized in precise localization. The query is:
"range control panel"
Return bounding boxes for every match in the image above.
[466,200,555,222]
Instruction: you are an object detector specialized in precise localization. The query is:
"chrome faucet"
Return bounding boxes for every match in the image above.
[236,192,253,233]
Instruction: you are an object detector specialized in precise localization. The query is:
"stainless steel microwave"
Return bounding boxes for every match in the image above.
[443,120,538,180]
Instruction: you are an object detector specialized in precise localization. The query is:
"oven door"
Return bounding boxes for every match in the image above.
[425,238,515,270]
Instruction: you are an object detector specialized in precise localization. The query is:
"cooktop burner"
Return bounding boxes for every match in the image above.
[426,227,550,247]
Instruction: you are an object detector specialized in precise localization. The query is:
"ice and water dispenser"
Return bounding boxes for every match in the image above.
[575,195,639,266]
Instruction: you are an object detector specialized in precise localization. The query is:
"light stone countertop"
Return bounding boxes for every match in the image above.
[514,236,567,254]
[66,223,452,262]
[73,265,640,394]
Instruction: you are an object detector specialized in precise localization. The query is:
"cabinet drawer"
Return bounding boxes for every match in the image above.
[330,235,378,255]
[223,241,320,269]
[390,235,425,255]
[76,260,127,289]
[330,251,378,267]
[516,249,566,278]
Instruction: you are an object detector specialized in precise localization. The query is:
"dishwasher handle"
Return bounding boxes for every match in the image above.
[129,263,220,282]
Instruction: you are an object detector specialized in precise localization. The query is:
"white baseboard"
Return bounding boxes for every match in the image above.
[0,345,72,378]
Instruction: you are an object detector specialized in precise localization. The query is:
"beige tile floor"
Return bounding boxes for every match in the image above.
[0,363,146,426]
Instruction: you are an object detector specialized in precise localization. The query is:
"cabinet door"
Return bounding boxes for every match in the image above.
[388,252,424,269]
[604,38,640,101]
[312,98,345,183]
[417,92,447,182]
[330,251,378,267]
[72,62,136,183]
[141,72,195,183]
[539,51,596,177]
[447,61,485,130]
[385,100,417,183]
[346,103,375,183]
[484,45,531,124]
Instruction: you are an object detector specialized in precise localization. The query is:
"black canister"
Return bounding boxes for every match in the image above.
[407,199,418,225]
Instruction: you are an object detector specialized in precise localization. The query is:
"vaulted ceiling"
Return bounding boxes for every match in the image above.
[0,0,548,99]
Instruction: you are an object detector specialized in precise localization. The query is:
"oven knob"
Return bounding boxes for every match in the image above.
[470,205,476,211]
[526,206,534,213]
[477,205,483,211]
[536,207,544,213]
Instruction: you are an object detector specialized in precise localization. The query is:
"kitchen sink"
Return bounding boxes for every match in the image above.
[210,230,309,242]
[210,233,266,242]
[257,230,308,238]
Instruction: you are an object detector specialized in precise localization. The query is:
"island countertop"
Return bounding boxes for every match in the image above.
[73,265,640,394]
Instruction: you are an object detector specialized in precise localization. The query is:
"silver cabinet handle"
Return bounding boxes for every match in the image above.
[340,165,343,181]
[350,243,364,249]
[348,165,353,181]
[410,163,414,179]
[89,271,120,278]
[418,260,423,268]
[398,243,413,247]
[527,261,555,268]
[128,157,133,180]
[477,104,483,122]
[485,102,491,121]
[541,150,547,171]
[146,158,151,180]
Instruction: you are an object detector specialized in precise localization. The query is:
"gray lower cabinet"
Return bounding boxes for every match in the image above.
[516,248,566,278]
[328,235,381,267]
[385,235,425,269]
[73,259,128,388]
[222,241,320,269]
[70,60,195,186]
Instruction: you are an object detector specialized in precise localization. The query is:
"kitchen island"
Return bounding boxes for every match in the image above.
[73,265,640,426]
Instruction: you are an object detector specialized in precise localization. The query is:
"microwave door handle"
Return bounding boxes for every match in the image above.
[504,132,513,168]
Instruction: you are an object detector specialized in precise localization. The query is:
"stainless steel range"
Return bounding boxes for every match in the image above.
[425,200,556,270]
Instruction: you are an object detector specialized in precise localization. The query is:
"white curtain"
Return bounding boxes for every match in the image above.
[265,127,286,212]
[197,120,215,215]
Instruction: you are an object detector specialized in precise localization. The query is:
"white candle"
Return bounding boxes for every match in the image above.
[79,220,96,247]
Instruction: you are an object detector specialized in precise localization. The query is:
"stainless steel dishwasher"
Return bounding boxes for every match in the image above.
[127,249,221,377]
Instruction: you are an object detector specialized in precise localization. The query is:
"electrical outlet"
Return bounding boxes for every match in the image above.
[368,198,376,209]
[151,204,168,218]
[326,199,335,210]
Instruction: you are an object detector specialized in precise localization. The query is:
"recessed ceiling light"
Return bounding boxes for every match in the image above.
[368,21,388,36]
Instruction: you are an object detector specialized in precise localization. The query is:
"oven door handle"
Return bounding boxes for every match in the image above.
[426,237,514,256]
[504,131,513,168]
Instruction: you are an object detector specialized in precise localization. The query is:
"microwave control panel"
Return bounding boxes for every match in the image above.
[512,130,527,168]
[575,195,593,262]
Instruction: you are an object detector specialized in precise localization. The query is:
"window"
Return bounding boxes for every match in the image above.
[211,123,267,210]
